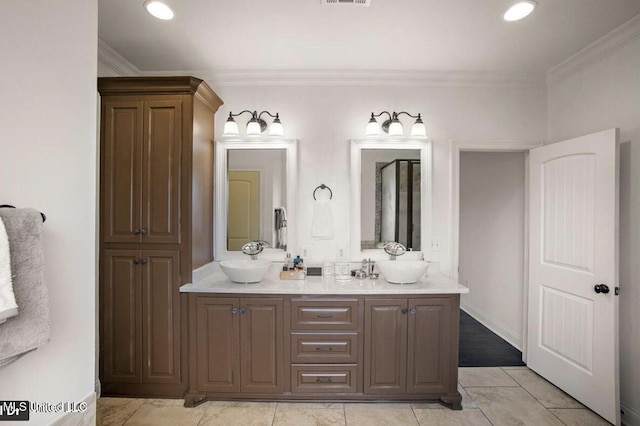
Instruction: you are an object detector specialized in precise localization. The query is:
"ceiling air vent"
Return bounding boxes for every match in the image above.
[322,0,371,6]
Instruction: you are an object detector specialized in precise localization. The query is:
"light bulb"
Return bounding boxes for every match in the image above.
[223,118,238,136]
[366,117,381,136]
[410,117,426,137]
[388,119,404,136]
[246,120,261,136]
[504,1,536,21]
[144,1,175,20]
[269,118,284,136]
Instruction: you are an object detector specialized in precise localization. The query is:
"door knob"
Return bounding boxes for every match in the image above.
[594,284,610,294]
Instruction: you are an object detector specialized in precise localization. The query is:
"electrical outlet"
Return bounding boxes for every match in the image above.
[338,247,345,258]
[431,239,441,251]
[302,246,309,258]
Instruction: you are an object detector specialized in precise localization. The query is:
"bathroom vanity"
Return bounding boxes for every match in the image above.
[180,267,468,409]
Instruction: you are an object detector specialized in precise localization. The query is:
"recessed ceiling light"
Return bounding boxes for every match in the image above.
[144,1,174,20]
[503,1,536,21]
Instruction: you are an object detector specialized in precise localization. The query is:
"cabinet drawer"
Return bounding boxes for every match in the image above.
[291,300,358,330]
[291,333,357,363]
[291,365,357,393]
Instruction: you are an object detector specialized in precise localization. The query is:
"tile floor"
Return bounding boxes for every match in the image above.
[97,367,612,425]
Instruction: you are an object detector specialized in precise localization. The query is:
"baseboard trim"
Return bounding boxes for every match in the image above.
[460,302,523,351]
[49,391,96,426]
[622,403,640,426]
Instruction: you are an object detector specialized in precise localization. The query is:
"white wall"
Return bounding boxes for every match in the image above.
[213,84,546,267]
[0,1,98,424]
[458,152,526,349]
[547,32,640,426]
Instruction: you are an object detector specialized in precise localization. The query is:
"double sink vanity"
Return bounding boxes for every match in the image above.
[178,134,469,408]
[180,262,468,408]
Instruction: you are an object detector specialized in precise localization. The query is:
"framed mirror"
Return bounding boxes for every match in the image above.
[350,138,431,261]
[214,138,297,261]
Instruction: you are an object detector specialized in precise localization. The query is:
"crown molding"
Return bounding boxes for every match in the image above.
[146,69,545,89]
[98,39,141,77]
[547,13,640,85]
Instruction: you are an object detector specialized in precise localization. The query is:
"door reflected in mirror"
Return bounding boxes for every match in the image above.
[227,149,287,251]
[361,149,421,251]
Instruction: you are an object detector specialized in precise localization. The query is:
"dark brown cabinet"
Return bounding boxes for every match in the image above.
[101,99,182,244]
[185,293,461,408]
[98,77,223,397]
[190,296,284,399]
[364,297,460,406]
[101,249,181,385]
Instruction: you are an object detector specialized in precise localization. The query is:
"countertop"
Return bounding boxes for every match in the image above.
[180,264,469,295]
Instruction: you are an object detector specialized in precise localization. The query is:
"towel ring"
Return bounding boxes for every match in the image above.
[313,184,333,201]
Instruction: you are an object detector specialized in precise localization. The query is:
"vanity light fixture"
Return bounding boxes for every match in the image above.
[366,111,427,137]
[144,1,175,20]
[503,1,536,21]
[223,110,284,137]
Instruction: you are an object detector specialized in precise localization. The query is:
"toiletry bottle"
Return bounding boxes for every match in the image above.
[285,253,292,270]
[334,250,351,281]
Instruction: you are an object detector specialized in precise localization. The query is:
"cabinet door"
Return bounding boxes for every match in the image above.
[141,100,182,244]
[101,249,142,383]
[240,298,284,393]
[364,299,408,394]
[196,297,241,393]
[141,250,181,384]
[101,100,144,243]
[407,297,454,394]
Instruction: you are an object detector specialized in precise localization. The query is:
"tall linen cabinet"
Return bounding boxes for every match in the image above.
[98,77,223,397]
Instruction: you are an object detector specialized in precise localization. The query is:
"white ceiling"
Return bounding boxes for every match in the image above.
[98,0,640,73]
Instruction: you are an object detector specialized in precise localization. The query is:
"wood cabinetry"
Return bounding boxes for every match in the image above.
[189,296,284,399]
[364,297,458,400]
[98,77,223,397]
[185,293,461,409]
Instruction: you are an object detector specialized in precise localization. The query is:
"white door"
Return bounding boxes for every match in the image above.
[528,129,619,424]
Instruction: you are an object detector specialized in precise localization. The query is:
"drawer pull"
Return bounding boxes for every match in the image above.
[315,347,333,351]
[316,377,333,383]
[316,313,333,318]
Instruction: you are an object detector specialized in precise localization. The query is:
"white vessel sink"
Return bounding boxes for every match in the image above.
[220,259,271,284]
[377,260,431,284]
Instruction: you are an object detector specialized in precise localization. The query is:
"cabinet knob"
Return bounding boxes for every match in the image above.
[231,307,238,314]
[133,228,141,235]
[239,308,246,315]
[401,308,408,315]
[409,307,417,315]
[140,258,148,265]
[140,228,148,235]
[133,258,140,265]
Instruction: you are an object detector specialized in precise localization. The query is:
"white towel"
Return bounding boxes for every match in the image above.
[0,208,50,368]
[0,217,18,324]
[311,200,334,240]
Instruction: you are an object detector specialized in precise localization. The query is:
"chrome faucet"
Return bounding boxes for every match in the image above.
[241,240,269,260]
[383,242,406,261]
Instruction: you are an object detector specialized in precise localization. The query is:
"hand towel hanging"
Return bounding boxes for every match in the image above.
[0,208,50,367]
[311,199,334,240]
[0,217,18,324]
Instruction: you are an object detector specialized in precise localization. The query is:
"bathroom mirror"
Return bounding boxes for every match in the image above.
[350,138,431,261]
[215,138,297,261]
